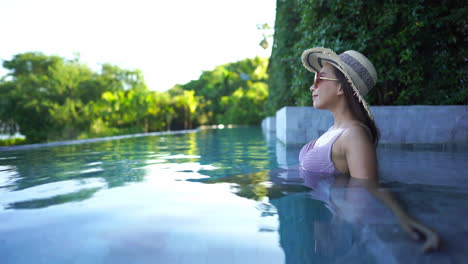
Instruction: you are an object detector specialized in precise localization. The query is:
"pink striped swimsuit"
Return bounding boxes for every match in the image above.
[298,128,345,207]
[298,128,346,187]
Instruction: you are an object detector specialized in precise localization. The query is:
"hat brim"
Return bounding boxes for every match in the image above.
[301,47,375,121]
[302,47,343,73]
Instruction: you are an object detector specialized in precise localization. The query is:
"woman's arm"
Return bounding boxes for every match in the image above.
[342,126,440,252]
[348,177,440,252]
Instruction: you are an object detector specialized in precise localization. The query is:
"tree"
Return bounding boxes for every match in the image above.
[0,52,94,142]
[0,52,149,143]
[180,57,269,125]
[266,0,468,114]
[0,53,270,145]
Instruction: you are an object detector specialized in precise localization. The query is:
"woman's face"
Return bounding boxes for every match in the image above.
[310,63,341,109]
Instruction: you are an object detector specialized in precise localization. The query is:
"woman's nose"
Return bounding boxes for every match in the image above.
[309,85,315,92]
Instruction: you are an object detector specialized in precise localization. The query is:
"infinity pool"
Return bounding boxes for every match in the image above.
[0,127,467,263]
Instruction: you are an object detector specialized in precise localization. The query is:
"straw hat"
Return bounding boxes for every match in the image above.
[302,47,377,120]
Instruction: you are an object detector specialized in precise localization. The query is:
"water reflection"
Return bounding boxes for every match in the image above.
[193,170,308,201]
[270,193,369,264]
[6,187,101,210]
[199,165,453,263]
[0,128,276,210]
[0,133,199,209]
[195,168,376,262]
[0,127,465,263]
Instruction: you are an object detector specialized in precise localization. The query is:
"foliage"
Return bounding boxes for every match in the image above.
[0,52,151,143]
[0,53,269,144]
[266,0,467,114]
[180,57,269,125]
[0,137,26,147]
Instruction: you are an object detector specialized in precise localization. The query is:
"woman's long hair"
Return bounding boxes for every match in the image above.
[332,67,380,146]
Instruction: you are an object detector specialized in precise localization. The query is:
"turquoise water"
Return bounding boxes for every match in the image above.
[0,127,467,263]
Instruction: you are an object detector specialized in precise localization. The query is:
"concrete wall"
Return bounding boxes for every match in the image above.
[269,105,467,145]
[275,107,333,145]
[374,106,468,144]
[261,116,276,133]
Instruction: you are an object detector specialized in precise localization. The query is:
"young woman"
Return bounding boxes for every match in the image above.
[299,47,440,252]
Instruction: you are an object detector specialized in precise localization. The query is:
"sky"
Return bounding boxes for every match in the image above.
[0,0,276,91]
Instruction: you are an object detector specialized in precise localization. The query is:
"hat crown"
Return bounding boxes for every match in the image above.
[339,50,377,96]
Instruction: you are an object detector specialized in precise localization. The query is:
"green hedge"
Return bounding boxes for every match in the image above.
[0,137,26,147]
[266,0,467,114]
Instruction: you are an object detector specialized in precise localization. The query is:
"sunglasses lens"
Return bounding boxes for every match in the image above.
[314,73,320,87]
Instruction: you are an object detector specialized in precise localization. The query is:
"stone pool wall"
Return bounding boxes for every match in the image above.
[262,105,468,146]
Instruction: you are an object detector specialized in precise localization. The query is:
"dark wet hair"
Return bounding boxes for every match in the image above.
[332,66,380,146]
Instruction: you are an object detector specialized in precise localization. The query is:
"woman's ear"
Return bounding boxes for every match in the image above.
[337,83,344,95]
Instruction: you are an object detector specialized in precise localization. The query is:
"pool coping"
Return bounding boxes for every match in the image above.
[0,129,199,151]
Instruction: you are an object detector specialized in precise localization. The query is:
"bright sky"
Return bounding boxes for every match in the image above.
[0,0,275,91]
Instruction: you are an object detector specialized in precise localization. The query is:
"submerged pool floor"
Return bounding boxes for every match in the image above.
[0,128,467,264]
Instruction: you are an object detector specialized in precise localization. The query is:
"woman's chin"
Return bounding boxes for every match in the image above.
[312,101,322,109]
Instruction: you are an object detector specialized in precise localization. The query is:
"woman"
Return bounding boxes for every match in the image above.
[299,47,440,252]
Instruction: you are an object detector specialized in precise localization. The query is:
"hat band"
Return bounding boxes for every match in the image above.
[339,53,375,92]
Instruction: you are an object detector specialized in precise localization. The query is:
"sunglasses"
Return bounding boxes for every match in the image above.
[314,73,339,88]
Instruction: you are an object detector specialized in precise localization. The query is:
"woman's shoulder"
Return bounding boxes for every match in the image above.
[340,122,377,162]
[341,122,373,144]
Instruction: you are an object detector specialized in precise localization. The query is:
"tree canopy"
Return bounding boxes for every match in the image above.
[179,56,269,125]
[266,0,467,114]
[0,53,269,144]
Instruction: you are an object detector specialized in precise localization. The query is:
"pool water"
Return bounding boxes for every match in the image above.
[0,127,467,264]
